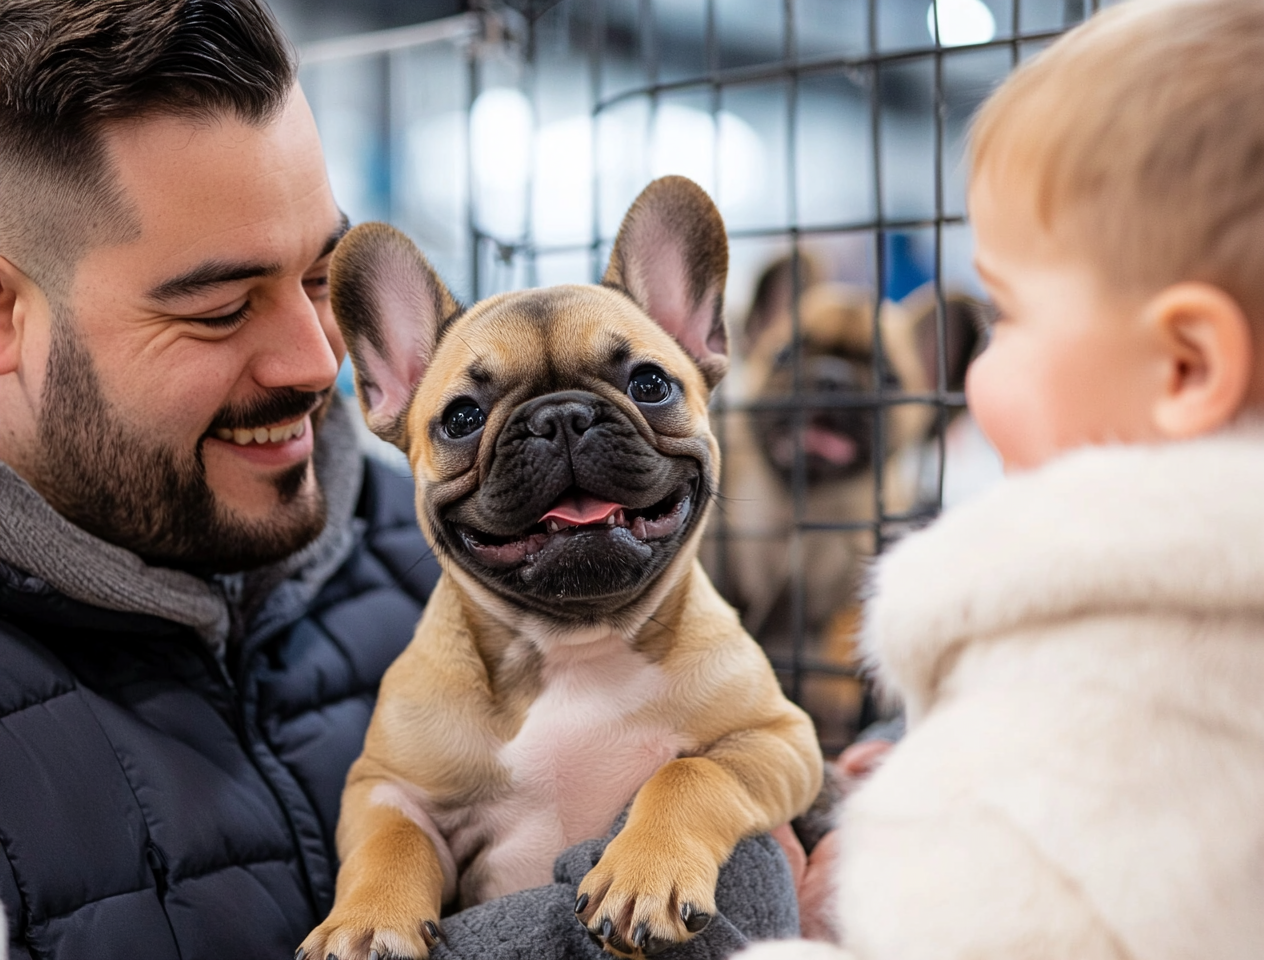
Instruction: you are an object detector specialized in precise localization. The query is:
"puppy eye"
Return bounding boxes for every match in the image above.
[628,366,672,405]
[443,399,486,439]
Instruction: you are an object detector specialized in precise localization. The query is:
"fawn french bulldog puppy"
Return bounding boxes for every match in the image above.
[716,260,985,746]
[300,177,823,960]
[723,257,986,638]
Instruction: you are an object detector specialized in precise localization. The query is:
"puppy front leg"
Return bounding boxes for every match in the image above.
[300,784,447,960]
[577,715,823,957]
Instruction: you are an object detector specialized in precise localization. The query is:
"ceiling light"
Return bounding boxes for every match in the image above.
[927,0,997,47]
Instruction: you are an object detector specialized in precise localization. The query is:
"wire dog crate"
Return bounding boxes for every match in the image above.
[296,0,1110,755]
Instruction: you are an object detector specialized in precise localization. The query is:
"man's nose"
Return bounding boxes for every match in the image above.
[247,287,339,393]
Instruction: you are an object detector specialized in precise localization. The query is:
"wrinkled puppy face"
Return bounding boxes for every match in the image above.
[331,176,729,623]
[743,269,912,487]
[747,285,901,485]
[740,259,986,488]
[415,287,717,619]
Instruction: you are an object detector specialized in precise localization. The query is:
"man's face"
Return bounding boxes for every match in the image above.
[16,90,347,571]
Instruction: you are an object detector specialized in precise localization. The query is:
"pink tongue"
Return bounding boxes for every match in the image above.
[541,493,622,526]
[803,426,857,465]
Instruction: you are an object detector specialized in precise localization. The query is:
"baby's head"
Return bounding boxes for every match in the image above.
[965,0,1264,471]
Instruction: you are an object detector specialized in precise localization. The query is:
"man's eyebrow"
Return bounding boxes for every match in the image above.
[319,212,351,261]
[146,213,350,304]
[147,260,281,303]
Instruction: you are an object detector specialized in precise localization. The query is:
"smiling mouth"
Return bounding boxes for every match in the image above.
[456,481,696,568]
[211,415,308,447]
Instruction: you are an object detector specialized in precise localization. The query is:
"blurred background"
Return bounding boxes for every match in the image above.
[268,0,1114,754]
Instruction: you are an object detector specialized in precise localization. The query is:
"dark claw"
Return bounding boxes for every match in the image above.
[680,904,711,933]
[326,954,338,960]
[369,952,379,960]
[600,918,614,941]
[295,950,305,960]
[575,892,589,915]
[423,920,442,944]
[631,923,650,949]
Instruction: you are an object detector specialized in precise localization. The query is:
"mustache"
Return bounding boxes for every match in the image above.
[206,387,332,433]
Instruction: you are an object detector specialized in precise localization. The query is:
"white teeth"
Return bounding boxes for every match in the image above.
[546,520,560,534]
[215,417,307,446]
[606,515,615,526]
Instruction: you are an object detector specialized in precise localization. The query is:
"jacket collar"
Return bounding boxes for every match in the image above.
[864,427,1264,722]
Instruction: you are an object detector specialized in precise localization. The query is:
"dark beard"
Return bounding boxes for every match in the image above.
[33,311,330,573]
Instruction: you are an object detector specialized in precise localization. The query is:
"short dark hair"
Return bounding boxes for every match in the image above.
[0,0,296,294]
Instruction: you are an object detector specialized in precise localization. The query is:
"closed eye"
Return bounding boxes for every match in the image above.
[189,303,250,330]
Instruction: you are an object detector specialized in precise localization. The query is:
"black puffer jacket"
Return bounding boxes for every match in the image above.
[0,458,441,960]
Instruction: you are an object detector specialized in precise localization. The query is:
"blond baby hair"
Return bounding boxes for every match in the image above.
[970,0,1264,318]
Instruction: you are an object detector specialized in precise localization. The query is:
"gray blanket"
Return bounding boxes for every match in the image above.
[436,818,799,959]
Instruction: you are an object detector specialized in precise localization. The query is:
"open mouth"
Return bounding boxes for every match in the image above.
[768,423,859,470]
[211,415,308,447]
[456,481,695,568]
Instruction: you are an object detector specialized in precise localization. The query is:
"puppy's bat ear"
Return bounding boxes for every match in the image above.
[330,222,461,450]
[744,254,820,352]
[603,176,730,390]
[900,285,986,395]
[936,295,987,393]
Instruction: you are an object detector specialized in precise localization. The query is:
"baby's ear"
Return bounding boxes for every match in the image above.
[330,223,461,450]
[603,176,730,389]
[1148,281,1253,438]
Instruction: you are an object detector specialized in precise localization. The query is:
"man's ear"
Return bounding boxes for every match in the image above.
[603,176,730,390]
[329,223,461,451]
[0,256,31,376]
[1147,281,1253,438]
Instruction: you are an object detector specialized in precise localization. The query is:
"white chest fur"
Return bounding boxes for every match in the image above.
[445,632,688,903]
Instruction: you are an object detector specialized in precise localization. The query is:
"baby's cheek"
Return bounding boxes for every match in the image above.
[965,347,1038,472]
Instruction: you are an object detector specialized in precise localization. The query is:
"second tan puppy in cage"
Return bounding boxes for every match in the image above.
[716,256,982,742]
[299,177,822,960]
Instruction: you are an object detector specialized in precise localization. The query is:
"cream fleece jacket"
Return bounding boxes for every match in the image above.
[741,431,1264,960]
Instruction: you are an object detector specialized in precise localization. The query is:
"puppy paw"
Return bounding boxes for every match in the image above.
[297,907,443,960]
[575,829,718,958]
